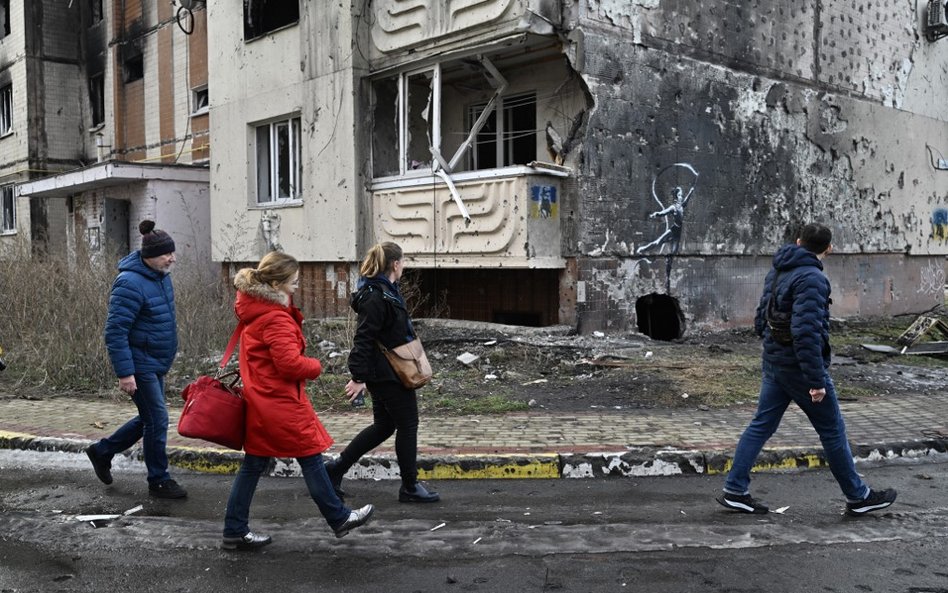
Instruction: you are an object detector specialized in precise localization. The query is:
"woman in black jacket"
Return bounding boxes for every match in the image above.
[326,242,439,503]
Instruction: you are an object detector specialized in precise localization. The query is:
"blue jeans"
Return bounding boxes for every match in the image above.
[93,372,170,485]
[724,360,870,502]
[223,453,350,538]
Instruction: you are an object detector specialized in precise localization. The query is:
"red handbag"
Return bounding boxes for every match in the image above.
[178,324,246,450]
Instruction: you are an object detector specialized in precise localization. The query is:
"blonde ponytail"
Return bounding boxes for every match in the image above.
[359,242,403,277]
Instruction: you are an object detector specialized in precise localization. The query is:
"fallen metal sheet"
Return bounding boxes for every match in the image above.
[861,344,900,354]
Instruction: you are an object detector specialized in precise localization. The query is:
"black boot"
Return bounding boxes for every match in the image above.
[324,460,348,499]
[398,482,440,503]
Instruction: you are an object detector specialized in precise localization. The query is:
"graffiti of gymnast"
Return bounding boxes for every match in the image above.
[636,184,695,255]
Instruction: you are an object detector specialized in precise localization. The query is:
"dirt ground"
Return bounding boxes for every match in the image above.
[3,314,945,416]
[304,313,948,415]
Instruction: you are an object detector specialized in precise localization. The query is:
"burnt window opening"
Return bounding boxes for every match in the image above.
[467,92,537,170]
[635,293,684,341]
[89,74,104,126]
[89,0,103,24]
[124,55,143,83]
[243,0,299,41]
[0,0,9,40]
[0,84,11,135]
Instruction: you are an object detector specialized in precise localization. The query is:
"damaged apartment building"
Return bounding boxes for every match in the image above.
[210,0,948,336]
[0,0,211,269]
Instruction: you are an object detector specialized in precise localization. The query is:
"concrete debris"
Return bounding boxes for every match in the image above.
[681,393,689,399]
[123,504,143,516]
[472,537,482,545]
[774,506,790,514]
[522,378,548,386]
[430,522,446,532]
[75,514,120,522]
[863,314,948,356]
[645,351,653,359]
[457,352,480,366]
[593,331,605,338]
[484,374,498,380]
[528,399,539,407]
[483,340,497,346]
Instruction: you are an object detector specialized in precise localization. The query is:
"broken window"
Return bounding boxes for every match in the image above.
[0,0,9,40]
[243,0,299,41]
[255,116,302,204]
[124,55,143,83]
[191,85,209,115]
[89,74,104,126]
[89,0,103,25]
[467,92,537,170]
[0,84,11,136]
[371,66,441,178]
[1,185,14,234]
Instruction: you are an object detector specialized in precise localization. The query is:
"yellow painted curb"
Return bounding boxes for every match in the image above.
[418,454,561,480]
[0,430,40,439]
[707,453,826,475]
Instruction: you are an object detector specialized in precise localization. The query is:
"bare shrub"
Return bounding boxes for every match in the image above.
[0,243,233,398]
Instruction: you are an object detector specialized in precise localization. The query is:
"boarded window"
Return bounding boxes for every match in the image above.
[244,0,299,41]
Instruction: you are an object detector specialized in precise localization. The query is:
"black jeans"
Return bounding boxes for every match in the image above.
[335,381,419,487]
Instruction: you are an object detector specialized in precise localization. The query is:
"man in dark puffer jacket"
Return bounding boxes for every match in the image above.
[85,221,187,499]
[717,223,896,517]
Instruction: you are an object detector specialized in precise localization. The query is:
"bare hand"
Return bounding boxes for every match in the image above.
[809,388,826,403]
[345,379,366,402]
[118,375,137,396]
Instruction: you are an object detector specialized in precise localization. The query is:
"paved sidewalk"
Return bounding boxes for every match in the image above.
[1,392,946,479]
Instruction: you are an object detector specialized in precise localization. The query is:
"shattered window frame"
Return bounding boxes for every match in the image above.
[254,115,302,205]
[467,91,537,170]
[0,84,11,136]
[191,85,209,116]
[0,185,15,235]
[371,65,441,179]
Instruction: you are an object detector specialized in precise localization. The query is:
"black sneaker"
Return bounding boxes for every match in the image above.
[221,531,272,551]
[85,445,113,485]
[846,488,897,516]
[148,479,187,499]
[333,504,374,538]
[716,492,769,514]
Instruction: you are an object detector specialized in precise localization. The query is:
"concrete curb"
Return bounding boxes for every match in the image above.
[3,430,947,480]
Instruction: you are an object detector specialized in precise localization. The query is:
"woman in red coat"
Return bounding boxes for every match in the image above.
[221,251,374,551]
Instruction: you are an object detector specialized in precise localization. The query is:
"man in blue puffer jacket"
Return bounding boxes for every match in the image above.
[85,220,187,499]
[717,223,896,516]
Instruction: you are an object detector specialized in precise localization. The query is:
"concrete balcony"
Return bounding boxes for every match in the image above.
[370,167,566,268]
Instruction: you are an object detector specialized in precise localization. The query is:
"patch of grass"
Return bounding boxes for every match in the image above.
[836,384,876,400]
[634,353,762,407]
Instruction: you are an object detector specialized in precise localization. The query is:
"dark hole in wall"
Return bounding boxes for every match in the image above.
[635,293,684,340]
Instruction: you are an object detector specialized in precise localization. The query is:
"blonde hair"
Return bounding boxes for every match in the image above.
[234,251,300,288]
[359,242,402,277]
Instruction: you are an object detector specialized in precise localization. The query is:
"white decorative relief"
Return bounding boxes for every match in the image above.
[372,0,516,52]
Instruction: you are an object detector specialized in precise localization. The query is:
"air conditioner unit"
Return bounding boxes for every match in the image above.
[926,0,948,41]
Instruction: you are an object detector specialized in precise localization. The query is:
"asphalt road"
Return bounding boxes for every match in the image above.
[1,451,946,593]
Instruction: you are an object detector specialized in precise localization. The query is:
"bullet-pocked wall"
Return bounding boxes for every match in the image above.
[565,0,948,334]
